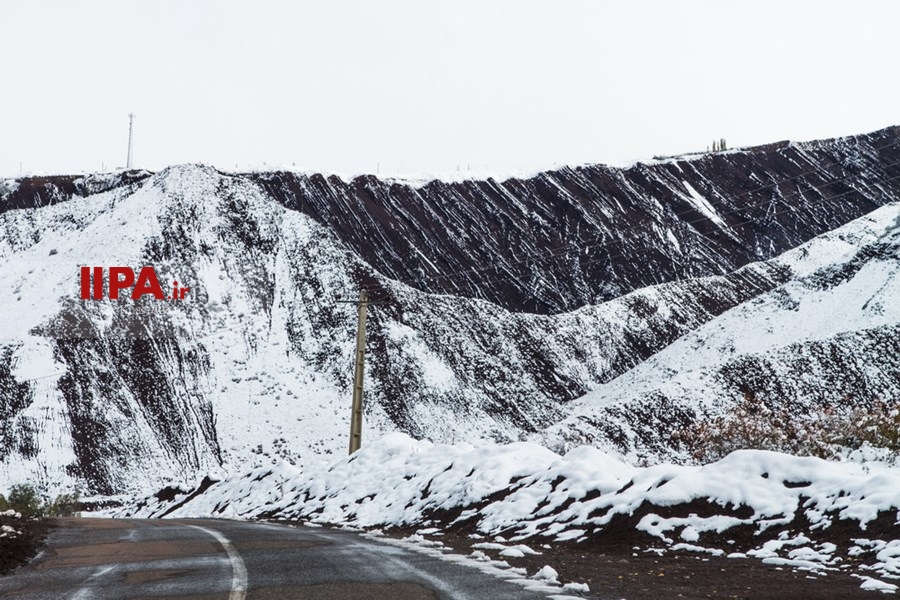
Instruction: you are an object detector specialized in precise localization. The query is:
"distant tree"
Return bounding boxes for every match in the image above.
[46,492,81,517]
[674,392,900,463]
[5,484,43,517]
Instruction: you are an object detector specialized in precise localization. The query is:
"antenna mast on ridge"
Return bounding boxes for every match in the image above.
[126,113,135,169]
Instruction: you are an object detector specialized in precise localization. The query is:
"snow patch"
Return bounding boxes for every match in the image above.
[682,181,727,228]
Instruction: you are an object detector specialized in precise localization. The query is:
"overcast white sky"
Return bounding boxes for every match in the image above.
[1,0,898,178]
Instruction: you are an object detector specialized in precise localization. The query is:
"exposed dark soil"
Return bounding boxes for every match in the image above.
[368,503,900,600]
[420,529,879,600]
[0,516,53,576]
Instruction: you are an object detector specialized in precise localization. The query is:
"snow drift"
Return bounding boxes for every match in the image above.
[109,433,900,591]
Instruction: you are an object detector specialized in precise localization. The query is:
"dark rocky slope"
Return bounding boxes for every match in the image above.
[252,126,900,312]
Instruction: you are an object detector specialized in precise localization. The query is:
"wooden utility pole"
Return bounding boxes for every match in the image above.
[348,288,368,454]
[337,287,374,454]
[337,286,388,454]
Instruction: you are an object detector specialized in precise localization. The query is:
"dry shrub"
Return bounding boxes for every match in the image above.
[675,391,900,463]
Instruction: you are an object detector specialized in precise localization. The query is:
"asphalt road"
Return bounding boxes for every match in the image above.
[0,518,557,599]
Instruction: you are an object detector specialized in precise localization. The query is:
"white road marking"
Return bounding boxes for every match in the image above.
[90,565,117,578]
[190,525,248,600]
[70,564,119,599]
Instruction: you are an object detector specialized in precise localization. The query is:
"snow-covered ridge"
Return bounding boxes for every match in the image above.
[248,125,900,314]
[6,126,900,314]
[107,433,900,591]
[1,161,899,496]
[0,163,794,496]
[539,200,900,462]
[3,126,894,190]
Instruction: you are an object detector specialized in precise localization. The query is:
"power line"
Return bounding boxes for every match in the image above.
[4,159,899,318]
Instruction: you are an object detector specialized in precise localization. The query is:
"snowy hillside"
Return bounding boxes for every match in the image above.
[0,127,898,499]
[0,164,791,496]
[540,201,900,462]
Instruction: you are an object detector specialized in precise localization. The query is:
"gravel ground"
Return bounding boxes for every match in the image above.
[0,515,53,576]
[425,529,879,600]
[374,508,899,600]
